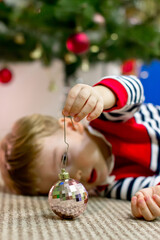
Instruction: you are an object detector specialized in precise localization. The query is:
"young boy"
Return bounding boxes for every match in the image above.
[1,75,160,221]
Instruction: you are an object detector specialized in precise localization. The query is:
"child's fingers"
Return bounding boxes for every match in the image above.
[137,196,155,221]
[131,196,142,218]
[145,195,160,218]
[153,194,160,206]
[86,99,103,121]
[69,88,91,117]
[74,95,98,122]
[63,84,83,116]
[135,191,144,198]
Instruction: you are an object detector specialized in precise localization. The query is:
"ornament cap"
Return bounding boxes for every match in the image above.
[59,168,70,180]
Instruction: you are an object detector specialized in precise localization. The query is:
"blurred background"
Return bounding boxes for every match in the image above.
[0,0,160,138]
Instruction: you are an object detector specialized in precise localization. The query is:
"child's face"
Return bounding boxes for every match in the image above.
[36,120,109,194]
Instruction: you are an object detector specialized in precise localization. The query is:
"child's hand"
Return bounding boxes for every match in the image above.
[62,84,104,122]
[62,83,116,122]
[131,186,160,221]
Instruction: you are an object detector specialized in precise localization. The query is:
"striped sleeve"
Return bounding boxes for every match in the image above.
[95,75,145,122]
[134,103,160,173]
[103,175,160,200]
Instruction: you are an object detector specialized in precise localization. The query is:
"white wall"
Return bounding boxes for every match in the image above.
[0,60,65,139]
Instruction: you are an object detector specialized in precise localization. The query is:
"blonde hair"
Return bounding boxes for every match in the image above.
[0,114,60,195]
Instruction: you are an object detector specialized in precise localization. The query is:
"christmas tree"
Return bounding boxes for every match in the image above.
[0,0,160,80]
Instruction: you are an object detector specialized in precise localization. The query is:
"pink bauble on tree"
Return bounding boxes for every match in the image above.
[0,68,13,84]
[66,32,90,54]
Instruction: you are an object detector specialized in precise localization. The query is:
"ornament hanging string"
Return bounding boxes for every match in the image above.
[61,116,75,169]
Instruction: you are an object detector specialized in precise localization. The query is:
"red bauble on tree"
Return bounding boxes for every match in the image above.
[0,68,13,84]
[121,59,137,75]
[66,32,90,55]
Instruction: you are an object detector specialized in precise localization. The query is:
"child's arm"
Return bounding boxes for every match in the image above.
[131,185,160,221]
[63,75,144,122]
[95,75,144,122]
[62,83,116,122]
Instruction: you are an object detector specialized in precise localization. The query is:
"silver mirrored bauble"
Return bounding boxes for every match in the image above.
[48,170,88,219]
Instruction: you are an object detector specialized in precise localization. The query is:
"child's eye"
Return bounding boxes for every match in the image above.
[61,152,68,167]
[61,152,71,168]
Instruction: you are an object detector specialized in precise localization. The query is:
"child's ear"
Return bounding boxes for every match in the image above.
[58,117,84,134]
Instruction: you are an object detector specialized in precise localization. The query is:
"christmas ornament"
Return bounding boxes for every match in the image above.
[48,116,88,219]
[30,44,43,59]
[90,45,99,53]
[121,59,137,75]
[64,53,77,64]
[66,32,90,55]
[93,13,105,26]
[81,57,90,72]
[14,33,25,45]
[110,33,118,41]
[0,68,13,84]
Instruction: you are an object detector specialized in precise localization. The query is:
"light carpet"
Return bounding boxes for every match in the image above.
[0,176,160,240]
